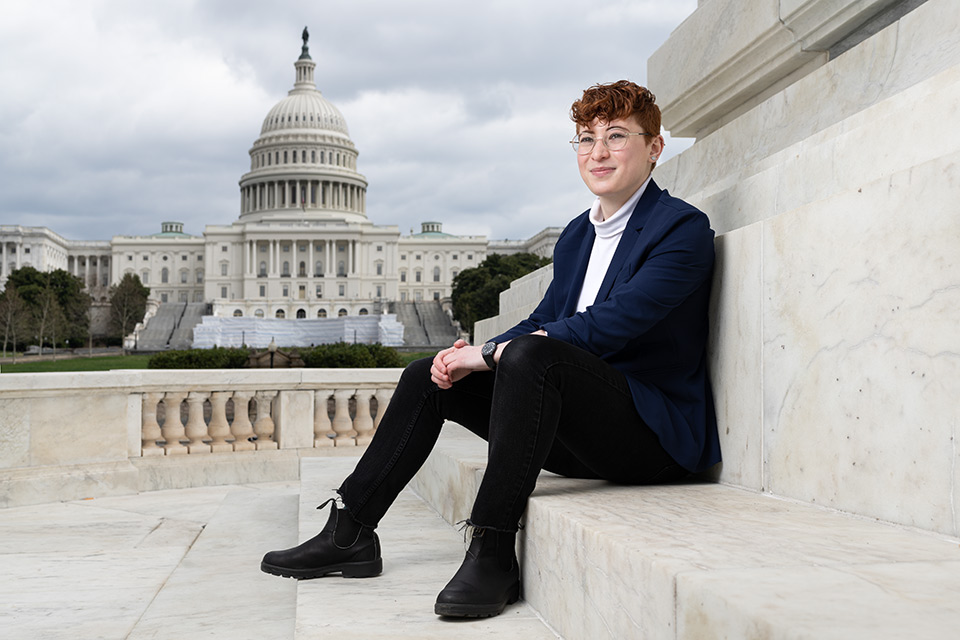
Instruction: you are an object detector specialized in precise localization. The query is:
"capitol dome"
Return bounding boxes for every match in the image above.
[259,91,350,137]
[238,30,368,224]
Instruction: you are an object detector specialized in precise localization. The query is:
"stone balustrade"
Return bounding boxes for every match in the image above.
[0,367,403,507]
[138,383,396,455]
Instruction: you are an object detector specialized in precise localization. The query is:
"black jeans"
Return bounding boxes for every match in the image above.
[338,334,686,532]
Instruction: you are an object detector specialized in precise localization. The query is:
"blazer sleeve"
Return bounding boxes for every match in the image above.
[491,277,561,342]
[539,207,714,357]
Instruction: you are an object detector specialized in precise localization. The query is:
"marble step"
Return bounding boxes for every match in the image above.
[294,457,558,639]
[410,423,960,640]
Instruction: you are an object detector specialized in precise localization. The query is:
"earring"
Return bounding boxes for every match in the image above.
[650,156,658,162]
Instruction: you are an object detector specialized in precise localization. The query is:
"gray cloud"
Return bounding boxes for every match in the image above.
[0,0,695,242]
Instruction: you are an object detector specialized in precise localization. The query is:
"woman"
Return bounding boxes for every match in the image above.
[261,80,720,618]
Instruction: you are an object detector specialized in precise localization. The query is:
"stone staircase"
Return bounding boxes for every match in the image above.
[134,302,207,351]
[407,424,960,639]
[391,301,459,348]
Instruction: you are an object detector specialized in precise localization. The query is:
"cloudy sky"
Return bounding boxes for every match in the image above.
[0,0,696,244]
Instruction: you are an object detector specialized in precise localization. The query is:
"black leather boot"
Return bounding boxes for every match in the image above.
[260,498,382,579]
[434,527,521,617]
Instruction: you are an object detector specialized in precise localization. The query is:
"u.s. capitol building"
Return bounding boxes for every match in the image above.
[0,33,558,337]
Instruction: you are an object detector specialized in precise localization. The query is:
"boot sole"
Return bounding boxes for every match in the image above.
[434,583,520,618]
[260,558,382,580]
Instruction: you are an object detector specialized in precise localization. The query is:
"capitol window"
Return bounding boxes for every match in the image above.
[338,308,347,317]
[161,268,169,283]
[318,309,327,318]
[255,309,264,318]
[259,285,265,297]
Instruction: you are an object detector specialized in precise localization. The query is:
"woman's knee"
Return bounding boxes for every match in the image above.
[498,333,553,370]
[398,356,434,389]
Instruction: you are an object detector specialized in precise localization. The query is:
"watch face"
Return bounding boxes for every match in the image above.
[482,342,496,356]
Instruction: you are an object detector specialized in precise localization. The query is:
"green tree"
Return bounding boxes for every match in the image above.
[451,253,551,339]
[109,273,150,351]
[31,285,65,356]
[0,285,30,360]
[6,266,91,346]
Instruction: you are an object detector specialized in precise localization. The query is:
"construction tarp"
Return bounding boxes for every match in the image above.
[191,315,404,348]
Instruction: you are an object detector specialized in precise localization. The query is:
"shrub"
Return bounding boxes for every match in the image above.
[148,346,251,369]
[301,342,404,368]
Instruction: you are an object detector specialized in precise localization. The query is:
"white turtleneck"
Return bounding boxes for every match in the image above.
[575,176,652,313]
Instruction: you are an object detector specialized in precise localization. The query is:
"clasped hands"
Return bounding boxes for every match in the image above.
[429,339,486,389]
[429,330,547,389]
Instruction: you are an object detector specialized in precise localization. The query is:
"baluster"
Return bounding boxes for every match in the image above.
[160,392,188,455]
[314,389,334,447]
[231,391,256,451]
[354,388,376,446]
[208,391,233,453]
[141,392,164,456]
[373,387,394,432]
[185,391,211,454]
[254,390,279,450]
[332,388,356,445]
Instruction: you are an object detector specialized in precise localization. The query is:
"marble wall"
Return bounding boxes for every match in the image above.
[473,0,960,539]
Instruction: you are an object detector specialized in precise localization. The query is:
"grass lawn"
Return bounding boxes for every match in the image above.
[1,354,152,373]
[2,350,436,373]
[398,351,435,366]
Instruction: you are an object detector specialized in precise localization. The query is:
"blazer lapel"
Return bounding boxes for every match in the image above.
[561,219,596,317]
[593,179,662,305]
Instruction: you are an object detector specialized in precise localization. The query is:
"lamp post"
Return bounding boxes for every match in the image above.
[268,337,278,368]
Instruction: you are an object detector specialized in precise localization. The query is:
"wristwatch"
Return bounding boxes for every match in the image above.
[480,341,498,370]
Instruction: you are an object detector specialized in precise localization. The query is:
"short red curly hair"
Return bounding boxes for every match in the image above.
[570,80,661,137]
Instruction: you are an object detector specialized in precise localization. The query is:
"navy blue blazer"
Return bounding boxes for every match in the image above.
[493,179,720,472]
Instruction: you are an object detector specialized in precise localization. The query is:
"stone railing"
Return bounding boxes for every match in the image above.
[139,384,396,456]
[0,368,403,508]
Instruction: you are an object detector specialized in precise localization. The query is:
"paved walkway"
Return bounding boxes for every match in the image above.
[0,457,558,639]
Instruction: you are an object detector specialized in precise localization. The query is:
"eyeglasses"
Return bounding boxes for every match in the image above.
[570,130,654,154]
